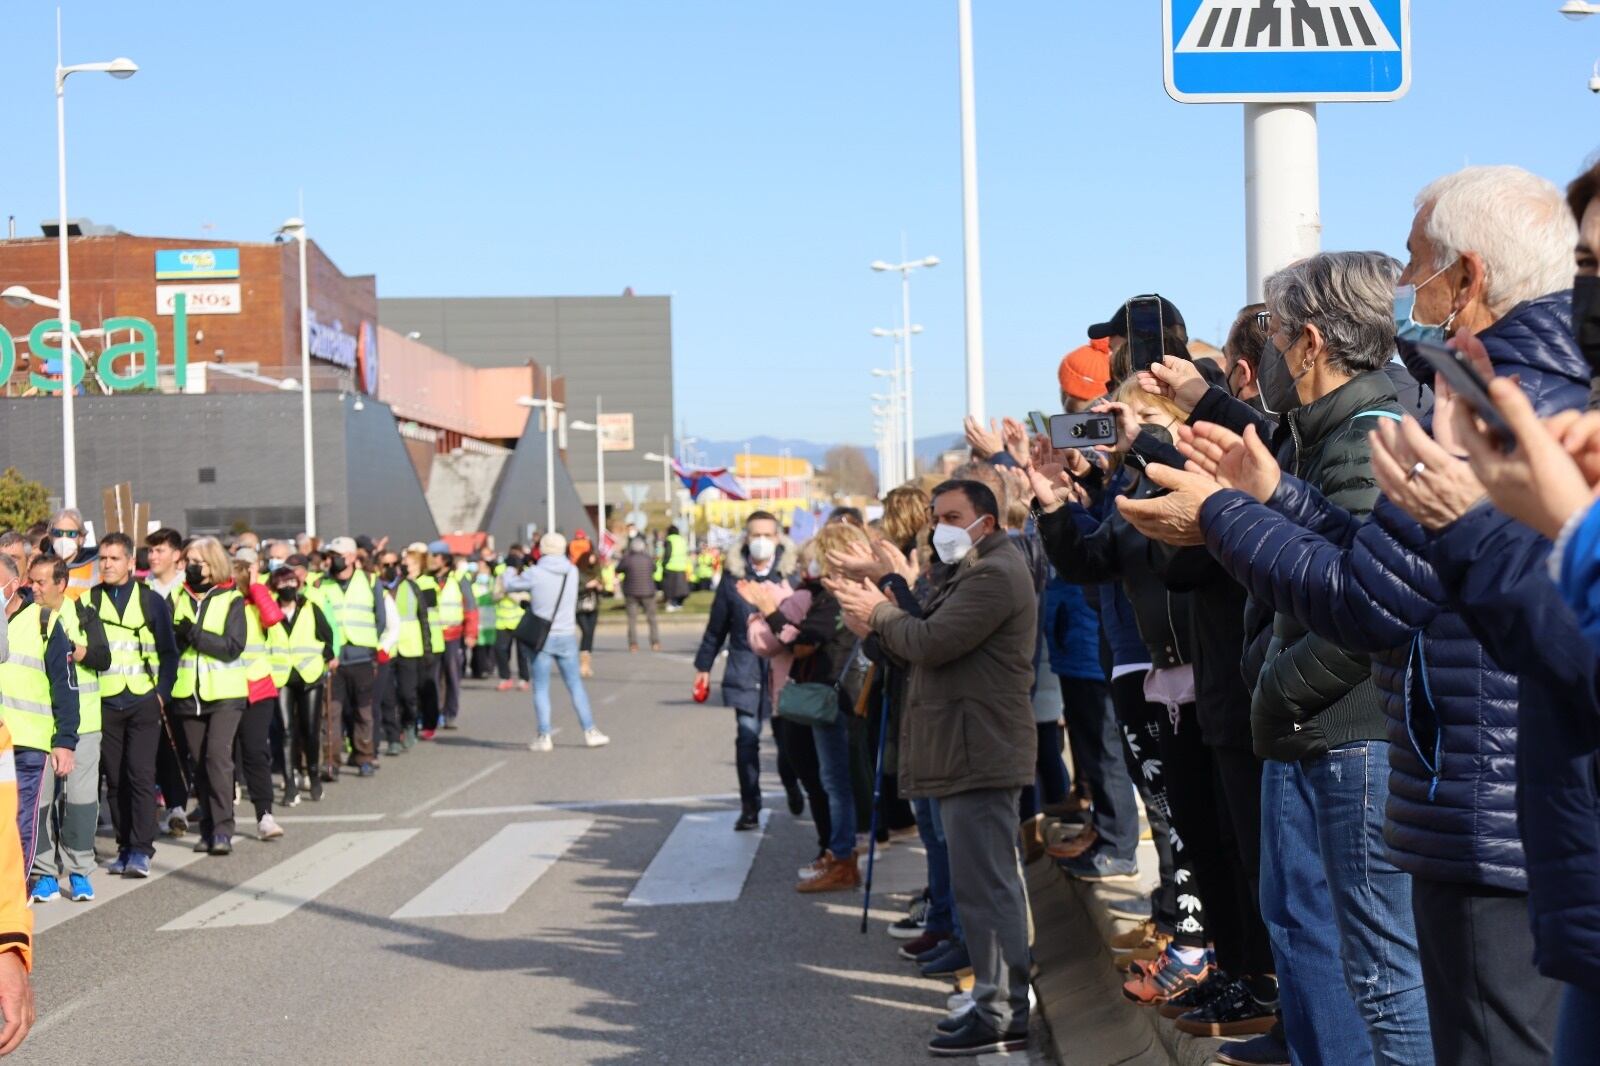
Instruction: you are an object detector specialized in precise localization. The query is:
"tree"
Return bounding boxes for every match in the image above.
[823,445,877,498]
[0,468,48,533]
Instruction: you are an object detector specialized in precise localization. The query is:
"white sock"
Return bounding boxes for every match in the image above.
[1172,946,1207,966]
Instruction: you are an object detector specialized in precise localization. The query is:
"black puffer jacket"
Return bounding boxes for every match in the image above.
[1219,370,1400,761]
[1037,476,1193,671]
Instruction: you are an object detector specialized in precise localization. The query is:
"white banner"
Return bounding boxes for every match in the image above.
[156,283,241,316]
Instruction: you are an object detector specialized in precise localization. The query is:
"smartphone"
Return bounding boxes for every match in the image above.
[1126,295,1165,372]
[1049,411,1119,450]
[1411,340,1515,453]
[1028,411,1049,437]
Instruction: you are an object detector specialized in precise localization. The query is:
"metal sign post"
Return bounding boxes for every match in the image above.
[1162,0,1411,299]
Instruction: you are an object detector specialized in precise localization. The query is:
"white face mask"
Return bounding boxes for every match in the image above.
[52,536,79,561]
[805,560,822,580]
[931,516,989,565]
[748,536,777,562]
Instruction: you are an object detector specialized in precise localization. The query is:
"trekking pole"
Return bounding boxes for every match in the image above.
[156,700,194,798]
[860,685,891,934]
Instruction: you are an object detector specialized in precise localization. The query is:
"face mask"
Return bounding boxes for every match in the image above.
[805,560,822,580]
[748,536,776,562]
[185,562,206,588]
[52,536,78,560]
[276,585,299,602]
[0,582,11,612]
[1258,334,1311,416]
[1141,423,1174,447]
[380,564,399,583]
[1393,260,1459,346]
[266,558,284,573]
[1573,274,1600,377]
[932,516,988,565]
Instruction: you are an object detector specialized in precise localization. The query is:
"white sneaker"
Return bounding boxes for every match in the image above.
[257,813,285,841]
[583,729,610,748]
[162,807,188,837]
[529,734,554,753]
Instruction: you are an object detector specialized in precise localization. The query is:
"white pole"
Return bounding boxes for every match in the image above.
[54,28,76,510]
[957,0,986,425]
[900,274,916,480]
[594,395,606,539]
[544,366,556,537]
[296,228,315,537]
[662,433,671,524]
[1243,103,1321,302]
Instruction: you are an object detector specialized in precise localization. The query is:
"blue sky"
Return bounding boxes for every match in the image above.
[4,2,1598,447]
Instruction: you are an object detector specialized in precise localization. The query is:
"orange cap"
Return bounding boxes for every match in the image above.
[1058,338,1111,401]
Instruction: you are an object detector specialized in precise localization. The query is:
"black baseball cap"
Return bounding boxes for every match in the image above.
[1087,295,1187,341]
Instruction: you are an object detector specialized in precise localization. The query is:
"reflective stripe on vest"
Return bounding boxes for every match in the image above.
[438,575,465,628]
[242,604,272,685]
[320,571,378,648]
[0,604,59,751]
[56,605,101,734]
[395,581,424,659]
[270,603,327,685]
[416,575,445,654]
[171,588,249,702]
[94,583,158,698]
[493,564,521,630]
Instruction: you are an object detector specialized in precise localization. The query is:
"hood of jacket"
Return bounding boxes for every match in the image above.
[723,535,798,580]
[536,554,575,577]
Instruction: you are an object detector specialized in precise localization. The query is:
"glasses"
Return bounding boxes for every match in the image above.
[48,528,82,539]
[1253,310,1272,331]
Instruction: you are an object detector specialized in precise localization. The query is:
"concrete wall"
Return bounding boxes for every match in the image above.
[378,295,673,510]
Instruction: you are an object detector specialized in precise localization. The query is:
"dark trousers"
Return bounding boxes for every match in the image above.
[235,698,276,821]
[418,653,441,732]
[279,680,323,801]
[1211,743,1275,978]
[1061,677,1140,860]
[576,610,598,654]
[440,638,464,722]
[1413,877,1562,1065]
[14,749,49,874]
[383,656,422,742]
[102,694,161,857]
[332,660,377,766]
[774,715,830,854]
[182,705,243,840]
[155,703,191,812]
[471,642,495,679]
[494,629,529,681]
[1153,699,1223,950]
[1110,671,1181,937]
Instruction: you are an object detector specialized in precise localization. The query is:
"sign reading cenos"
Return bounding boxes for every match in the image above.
[0,292,198,392]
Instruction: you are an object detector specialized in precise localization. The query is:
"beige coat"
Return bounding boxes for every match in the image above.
[871,531,1038,799]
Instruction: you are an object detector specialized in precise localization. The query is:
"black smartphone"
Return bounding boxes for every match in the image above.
[1049,411,1119,450]
[1411,340,1515,453]
[1126,295,1165,372]
[1028,411,1049,437]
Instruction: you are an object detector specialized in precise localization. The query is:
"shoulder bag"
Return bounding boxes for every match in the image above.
[777,637,860,728]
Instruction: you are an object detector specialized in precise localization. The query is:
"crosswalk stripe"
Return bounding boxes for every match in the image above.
[160,829,418,930]
[34,840,206,935]
[625,810,768,907]
[391,819,593,919]
[1176,0,1398,53]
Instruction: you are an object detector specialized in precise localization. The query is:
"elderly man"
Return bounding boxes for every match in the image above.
[833,479,1036,1058]
[1125,167,1582,1066]
[44,510,97,602]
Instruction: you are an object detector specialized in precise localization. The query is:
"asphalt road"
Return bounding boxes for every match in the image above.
[18,624,1049,1065]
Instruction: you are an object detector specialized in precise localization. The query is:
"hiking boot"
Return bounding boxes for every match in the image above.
[795,851,860,894]
[1060,846,1138,883]
[898,930,951,960]
[1212,1026,1291,1065]
[926,1013,1027,1058]
[1122,946,1212,1006]
[1046,826,1099,861]
[1159,969,1232,1019]
[1175,978,1279,1038]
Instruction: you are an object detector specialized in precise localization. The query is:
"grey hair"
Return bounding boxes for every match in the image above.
[1265,251,1402,376]
[1416,165,1576,317]
[0,555,16,581]
[0,532,30,553]
[50,508,83,530]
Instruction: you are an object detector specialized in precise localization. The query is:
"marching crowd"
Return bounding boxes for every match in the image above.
[687,158,1600,1064]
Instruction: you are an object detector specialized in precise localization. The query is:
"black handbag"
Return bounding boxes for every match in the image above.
[513,570,569,654]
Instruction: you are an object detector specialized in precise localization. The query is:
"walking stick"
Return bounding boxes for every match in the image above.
[155,699,194,798]
[860,684,892,934]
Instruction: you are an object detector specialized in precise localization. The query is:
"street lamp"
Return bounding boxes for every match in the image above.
[957,0,987,425]
[643,446,676,529]
[870,321,924,482]
[568,395,608,540]
[1562,0,1600,18]
[516,368,565,537]
[53,18,137,509]
[2,283,102,391]
[277,217,316,537]
[870,252,936,480]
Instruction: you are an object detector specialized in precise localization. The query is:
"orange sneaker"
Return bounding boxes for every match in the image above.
[1122,946,1212,1006]
[495,680,516,692]
[796,851,861,894]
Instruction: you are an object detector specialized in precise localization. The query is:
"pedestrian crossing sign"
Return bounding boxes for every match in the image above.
[1163,0,1410,103]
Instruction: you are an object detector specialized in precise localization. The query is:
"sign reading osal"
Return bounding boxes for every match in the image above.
[155,247,240,280]
[0,293,196,391]
[1163,0,1410,103]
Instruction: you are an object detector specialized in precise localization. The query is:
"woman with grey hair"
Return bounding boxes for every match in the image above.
[1200,249,1433,1064]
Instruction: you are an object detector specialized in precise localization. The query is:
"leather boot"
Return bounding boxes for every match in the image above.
[579,651,594,678]
[796,851,862,894]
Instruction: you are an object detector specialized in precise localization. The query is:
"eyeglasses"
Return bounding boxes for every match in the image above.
[48,528,82,539]
[1253,310,1273,331]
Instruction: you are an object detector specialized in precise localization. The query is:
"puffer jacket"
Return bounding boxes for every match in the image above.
[692,536,798,714]
[1430,506,1600,993]
[1043,576,1101,681]
[1205,369,1398,761]
[1398,291,1585,416]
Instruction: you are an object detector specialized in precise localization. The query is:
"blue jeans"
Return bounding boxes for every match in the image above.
[810,714,856,860]
[913,797,962,939]
[1262,743,1432,1066]
[531,633,596,737]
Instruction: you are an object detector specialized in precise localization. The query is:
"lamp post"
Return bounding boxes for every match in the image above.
[516,368,564,537]
[643,445,676,530]
[569,395,607,540]
[53,22,137,509]
[869,252,936,480]
[276,217,314,536]
[870,322,923,481]
[956,0,986,424]
[870,389,899,487]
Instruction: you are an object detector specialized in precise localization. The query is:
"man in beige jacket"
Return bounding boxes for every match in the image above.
[835,478,1037,1058]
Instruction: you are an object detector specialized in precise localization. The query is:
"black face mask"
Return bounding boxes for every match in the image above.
[1140,423,1175,447]
[1573,274,1600,377]
[276,585,299,603]
[1258,334,1307,416]
[380,564,399,584]
[185,562,207,589]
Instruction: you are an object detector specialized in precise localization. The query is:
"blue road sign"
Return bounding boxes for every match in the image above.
[1163,0,1410,104]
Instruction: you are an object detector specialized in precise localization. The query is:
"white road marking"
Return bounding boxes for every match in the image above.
[274,813,387,824]
[851,993,947,1017]
[160,829,418,930]
[34,840,206,935]
[625,810,768,906]
[432,790,787,818]
[392,819,593,919]
[800,964,944,992]
[400,759,507,818]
